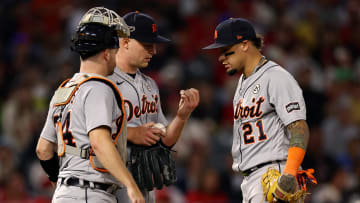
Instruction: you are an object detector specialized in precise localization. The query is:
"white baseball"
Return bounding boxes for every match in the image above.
[152,123,166,134]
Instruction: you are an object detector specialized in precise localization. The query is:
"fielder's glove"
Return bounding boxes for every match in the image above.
[128,141,177,191]
[261,168,317,203]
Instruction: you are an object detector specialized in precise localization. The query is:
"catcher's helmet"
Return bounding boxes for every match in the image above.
[71,7,130,59]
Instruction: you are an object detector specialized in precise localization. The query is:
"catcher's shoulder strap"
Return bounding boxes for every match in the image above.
[52,78,74,106]
[54,73,127,173]
[52,73,124,107]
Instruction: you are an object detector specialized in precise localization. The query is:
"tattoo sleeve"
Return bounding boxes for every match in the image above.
[287,120,310,150]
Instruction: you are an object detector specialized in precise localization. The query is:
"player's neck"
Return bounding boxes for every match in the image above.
[119,66,137,74]
[243,53,263,78]
[116,58,137,74]
[79,59,108,76]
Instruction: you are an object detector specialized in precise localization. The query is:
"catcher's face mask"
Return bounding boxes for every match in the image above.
[70,7,129,59]
[78,7,130,37]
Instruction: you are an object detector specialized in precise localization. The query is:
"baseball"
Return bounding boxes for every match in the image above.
[152,123,166,134]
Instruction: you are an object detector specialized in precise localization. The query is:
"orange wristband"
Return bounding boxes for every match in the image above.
[283,147,305,176]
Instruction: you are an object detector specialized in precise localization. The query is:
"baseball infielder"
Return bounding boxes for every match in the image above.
[35,7,144,203]
[108,12,199,203]
[203,18,310,202]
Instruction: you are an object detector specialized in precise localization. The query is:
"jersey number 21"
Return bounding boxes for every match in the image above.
[242,120,267,145]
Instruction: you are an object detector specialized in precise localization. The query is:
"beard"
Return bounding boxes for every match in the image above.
[226,68,238,76]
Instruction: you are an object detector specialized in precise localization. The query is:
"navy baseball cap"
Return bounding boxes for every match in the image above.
[203,18,256,49]
[123,11,171,43]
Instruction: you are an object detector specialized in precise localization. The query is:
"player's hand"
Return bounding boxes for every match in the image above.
[272,173,298,202]
[127,185,145,203]
[277,173,298,193]
[127,122,164,146]
[177,88,200,121]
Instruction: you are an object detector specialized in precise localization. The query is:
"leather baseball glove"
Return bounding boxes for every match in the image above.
[261,168,317,203]
[128,141,177,191]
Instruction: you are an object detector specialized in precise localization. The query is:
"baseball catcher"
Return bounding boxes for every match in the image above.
[36,6,145,202]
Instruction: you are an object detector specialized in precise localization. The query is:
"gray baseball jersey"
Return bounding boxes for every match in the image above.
[108,68,168,126]
[40,73,126,185]
[108,68,168,203]
[231,60,306,172]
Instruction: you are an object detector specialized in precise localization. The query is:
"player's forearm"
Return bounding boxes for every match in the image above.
[283,119,310,176]
[36,137,57,160]
[89,127,138,188]
[287,119,309,150]
[36,137,59,183]
[126,127,137,142]
[162,115,187,146]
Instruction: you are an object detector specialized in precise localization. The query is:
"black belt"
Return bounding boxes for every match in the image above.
[241,160,285,176]
[60,177,117,194]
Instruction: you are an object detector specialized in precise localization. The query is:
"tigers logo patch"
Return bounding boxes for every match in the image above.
[286,102,300,113]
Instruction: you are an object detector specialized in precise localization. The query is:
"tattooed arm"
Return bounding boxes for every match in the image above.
[278,120,310,193]
[287,119,310,150]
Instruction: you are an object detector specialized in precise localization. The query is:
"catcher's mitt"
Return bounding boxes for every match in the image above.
[128,141,177,191]
[261,168,317,203]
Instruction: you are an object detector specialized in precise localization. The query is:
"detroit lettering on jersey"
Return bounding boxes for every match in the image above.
[234,97,265,120]
[108,68,169,126]
[125,94,159,121]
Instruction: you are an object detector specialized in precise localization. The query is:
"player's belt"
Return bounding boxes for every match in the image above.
[60,177,119,194]
[241,160,285,176]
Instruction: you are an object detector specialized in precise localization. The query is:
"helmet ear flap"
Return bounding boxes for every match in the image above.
[104,29,119,49]
[70,23,119,60]
[70,37,77,52]
[70,28,81,52]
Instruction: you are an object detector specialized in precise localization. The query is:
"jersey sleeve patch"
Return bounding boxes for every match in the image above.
[286,102,300,113]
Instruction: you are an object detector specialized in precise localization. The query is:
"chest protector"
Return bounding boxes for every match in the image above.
[52,73,127,172]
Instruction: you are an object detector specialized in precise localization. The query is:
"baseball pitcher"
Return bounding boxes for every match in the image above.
[108,11,200,203]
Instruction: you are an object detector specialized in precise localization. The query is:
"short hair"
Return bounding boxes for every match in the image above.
[250,34,264,50]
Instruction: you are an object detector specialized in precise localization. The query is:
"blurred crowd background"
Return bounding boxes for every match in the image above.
[0,0,359,202]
